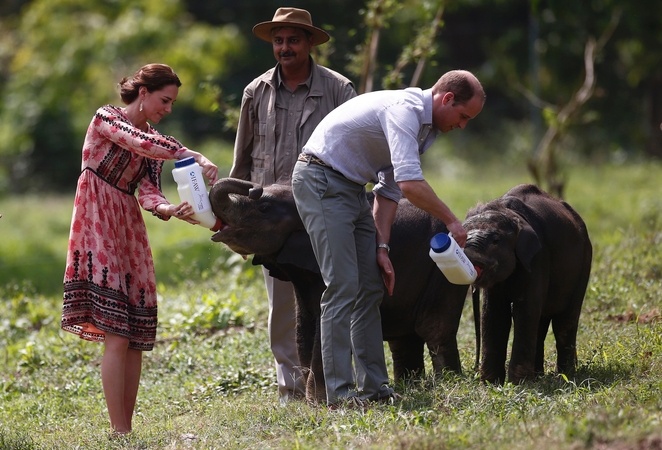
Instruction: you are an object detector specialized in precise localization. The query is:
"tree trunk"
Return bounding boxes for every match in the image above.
[646,73,662,158]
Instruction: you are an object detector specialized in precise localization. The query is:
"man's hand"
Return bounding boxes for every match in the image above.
[399,180,467,246]
[447,220,467,248]
[377,250,395,296]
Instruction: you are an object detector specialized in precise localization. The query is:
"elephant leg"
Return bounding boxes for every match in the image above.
[294,298,325,404]
[552,271,589,377]
[422,283,466,376]
[306,317,327,405]
[292,282,326,404]
[551,308,582,376]
[481,288,511,384]
[295,302,315,373]
[427,340,462,376]
[388,334,425,380]
[535,317,551,376]
[509,290,545,384]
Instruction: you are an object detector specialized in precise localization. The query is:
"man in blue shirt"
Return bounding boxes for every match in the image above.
[291,70,485,407]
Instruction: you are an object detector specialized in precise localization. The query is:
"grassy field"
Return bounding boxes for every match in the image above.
[1,160,661,449]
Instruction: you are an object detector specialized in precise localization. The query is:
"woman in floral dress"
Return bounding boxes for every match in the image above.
[61,63,218,435]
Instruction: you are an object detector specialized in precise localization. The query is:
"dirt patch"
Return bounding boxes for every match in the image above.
[605,309,661,324]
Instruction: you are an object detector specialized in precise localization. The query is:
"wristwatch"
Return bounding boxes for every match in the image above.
[377,243,390,253]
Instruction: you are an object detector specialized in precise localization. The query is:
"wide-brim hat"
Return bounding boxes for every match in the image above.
[253,7,330,46]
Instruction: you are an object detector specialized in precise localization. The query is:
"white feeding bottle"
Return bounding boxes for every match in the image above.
[172,157,222,231]
[429,232,479,285]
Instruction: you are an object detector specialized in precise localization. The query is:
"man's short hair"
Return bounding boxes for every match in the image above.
[433,70,485,105]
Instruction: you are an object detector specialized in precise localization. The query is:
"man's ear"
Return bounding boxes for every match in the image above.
[443,92,455,105]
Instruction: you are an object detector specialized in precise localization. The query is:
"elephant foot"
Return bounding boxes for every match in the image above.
[508,364,538,384]
[480,368,506,385]
[394,367,425,381]
[304,370,327,405]
[556,348,578,376]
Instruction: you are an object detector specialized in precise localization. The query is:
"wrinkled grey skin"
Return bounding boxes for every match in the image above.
[209,178,470,404]
[463,184,592,385]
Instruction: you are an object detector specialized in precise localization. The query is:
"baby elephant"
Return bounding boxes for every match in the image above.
[463,184,592,384]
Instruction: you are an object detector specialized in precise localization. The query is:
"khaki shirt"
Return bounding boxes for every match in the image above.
[229,58,356,186]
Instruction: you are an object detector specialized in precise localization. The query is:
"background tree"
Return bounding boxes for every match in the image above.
[0,0,245,193]
[526,8,622,198]
[0,0,660,195]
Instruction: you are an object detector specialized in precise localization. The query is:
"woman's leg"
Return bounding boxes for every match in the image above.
[124,348,143,430]
[102,333,132,433]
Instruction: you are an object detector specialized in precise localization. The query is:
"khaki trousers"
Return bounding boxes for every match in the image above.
[263,267,305,400]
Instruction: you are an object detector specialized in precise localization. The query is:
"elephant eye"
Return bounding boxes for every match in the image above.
[257,202,270,213]
[490,235,500,246]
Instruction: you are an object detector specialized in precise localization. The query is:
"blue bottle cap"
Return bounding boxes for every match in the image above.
[430,233,451,253]
[174,157,196,168]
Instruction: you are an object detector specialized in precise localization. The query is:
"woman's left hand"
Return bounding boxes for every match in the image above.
[160,202,200,225]
[195,154,219,185]
[178,149,219,185]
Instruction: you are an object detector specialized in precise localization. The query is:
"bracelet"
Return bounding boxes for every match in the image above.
[377,243,390,253]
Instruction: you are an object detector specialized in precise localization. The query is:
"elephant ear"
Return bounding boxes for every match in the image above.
[252,255,290,281]
[513,216,541,272]
[502,197,542,272]
[276,230,321,275]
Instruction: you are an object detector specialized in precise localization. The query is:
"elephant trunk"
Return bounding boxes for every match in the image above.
[209,178,263,218]
[463,229,502,289]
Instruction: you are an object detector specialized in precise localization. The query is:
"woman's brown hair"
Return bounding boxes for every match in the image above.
[118,63,182,105]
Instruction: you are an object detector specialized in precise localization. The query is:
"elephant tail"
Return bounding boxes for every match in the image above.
[472,285,481,373]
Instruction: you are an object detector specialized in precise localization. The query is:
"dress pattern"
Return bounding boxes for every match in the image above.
[62,105,186,351]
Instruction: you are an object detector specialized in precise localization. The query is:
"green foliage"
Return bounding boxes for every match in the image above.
[0,0,246,193]
[1,162,662,448]
[1,0,661,196]
[0,431,36,450]
[478,0,662,158]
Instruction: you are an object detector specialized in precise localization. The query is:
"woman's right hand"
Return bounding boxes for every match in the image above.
[157,202,200,225]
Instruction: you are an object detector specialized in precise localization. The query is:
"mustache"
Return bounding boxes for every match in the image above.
[278,51,296,57]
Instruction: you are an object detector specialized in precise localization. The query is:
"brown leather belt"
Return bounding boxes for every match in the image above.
[298,153,332,168]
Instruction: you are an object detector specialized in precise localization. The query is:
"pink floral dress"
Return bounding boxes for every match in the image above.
[62,105,186,351]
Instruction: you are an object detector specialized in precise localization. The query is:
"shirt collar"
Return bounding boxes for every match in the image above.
[276,61,313,91]
[422,88,434,126]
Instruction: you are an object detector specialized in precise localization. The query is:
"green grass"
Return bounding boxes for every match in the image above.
[1,160,662,449]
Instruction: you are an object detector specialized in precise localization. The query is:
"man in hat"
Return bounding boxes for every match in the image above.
[229,7,356,403]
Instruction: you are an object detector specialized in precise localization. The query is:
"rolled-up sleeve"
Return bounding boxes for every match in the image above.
[372,168,402,203]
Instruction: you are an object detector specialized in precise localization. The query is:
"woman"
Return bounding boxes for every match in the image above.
[61,63,217,435]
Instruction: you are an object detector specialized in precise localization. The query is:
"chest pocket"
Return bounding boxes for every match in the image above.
[251,122,269,173]
[254,122,267,136]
